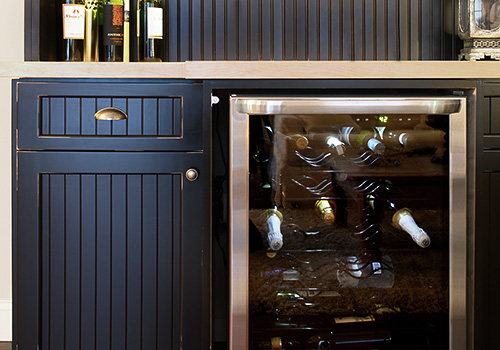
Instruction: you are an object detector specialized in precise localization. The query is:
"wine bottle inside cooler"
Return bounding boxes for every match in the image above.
[137,0,163,62]
[314,198,337,223]
[60,0,85,61]
[251,335,303,349]
[340,127,385,154]
[387,201,431,248]
[379,128,445,151]
[265,208,284,251]
[308,132,346,156]
[102,0,124,61]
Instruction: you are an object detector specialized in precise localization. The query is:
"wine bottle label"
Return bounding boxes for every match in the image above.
[62,4,85,40]
[103,4,124,46]
[147,7,163,39]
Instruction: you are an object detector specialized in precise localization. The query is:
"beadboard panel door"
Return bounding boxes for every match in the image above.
[14,151,205,350]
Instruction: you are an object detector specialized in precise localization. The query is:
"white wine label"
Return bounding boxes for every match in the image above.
[147,7,163,39]
[62,4,85,39]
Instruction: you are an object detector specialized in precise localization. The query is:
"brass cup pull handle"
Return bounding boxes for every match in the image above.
[186,168,199,181]
[94,107,128,121]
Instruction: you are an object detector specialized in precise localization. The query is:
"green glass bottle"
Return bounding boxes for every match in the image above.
[136,0,163,62]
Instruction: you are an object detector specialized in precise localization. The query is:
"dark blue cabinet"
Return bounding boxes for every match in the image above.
[13,81,210,350]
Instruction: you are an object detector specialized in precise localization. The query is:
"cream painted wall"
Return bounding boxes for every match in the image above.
[0,0,24,341]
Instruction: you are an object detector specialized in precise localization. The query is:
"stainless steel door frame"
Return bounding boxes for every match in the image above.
[229,97,467,350]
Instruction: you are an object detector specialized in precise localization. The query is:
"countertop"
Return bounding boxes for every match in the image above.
[1,61,500,79]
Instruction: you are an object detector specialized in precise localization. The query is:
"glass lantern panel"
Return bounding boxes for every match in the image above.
[474,0,500,31]
[459,0,469,33]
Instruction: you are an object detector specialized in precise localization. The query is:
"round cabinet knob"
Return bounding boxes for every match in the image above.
[186,168,199,181]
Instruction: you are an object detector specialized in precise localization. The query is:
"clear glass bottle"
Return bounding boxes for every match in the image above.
[265,208,283,251]
[137,0,163,62]
[102,0,124,61]
[83,0,101,61]
[61,0,85,61]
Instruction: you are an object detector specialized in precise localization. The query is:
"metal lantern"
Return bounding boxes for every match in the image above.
[459,0,500,60]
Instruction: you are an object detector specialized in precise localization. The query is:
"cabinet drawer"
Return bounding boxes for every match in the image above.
[16,81,203,151]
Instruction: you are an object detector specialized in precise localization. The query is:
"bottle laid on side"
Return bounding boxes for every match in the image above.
[314,198,337,223]
[265,208,284,251]
[286,134,309,150]
[340,127,386,154]
[378,128,445,151]
[102,0,124,61]
[61,0,85,61]
[389,203,431,248]
[137,0,164,62]
[307,132,346,156]
[251,335,303,349]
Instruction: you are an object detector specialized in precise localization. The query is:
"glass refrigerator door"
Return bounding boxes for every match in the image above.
[230,98,467,350]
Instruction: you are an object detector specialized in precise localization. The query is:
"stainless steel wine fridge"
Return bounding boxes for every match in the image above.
[229,97,467,349]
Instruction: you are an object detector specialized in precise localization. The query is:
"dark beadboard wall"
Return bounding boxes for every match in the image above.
[165,0,461,62]
[30,0,461,62]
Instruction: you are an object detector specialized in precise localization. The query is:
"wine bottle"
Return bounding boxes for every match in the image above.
[306,329,391,348]
[265,208,283,251]
[286,134,309,150]
[340,127,385,154]
[83,0,100,61]
[102,0,124,61]
[137,0,163,62]
[251,335,303,349]
[61,0,85,61]
[314,198,337,223]
[389,205,431,248]
[306,132,346,156]
[123,0,130,61]
[380,128,445,150]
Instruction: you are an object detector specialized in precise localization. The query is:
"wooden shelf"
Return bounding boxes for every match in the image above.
[1,61,500,79]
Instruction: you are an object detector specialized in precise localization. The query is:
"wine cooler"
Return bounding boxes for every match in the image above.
[229,97,467,349]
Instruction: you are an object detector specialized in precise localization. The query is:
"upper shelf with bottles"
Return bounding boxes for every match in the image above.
[33,0,163,62]
[27,0,463,63]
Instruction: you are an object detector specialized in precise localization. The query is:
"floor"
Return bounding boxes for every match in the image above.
[0,342,10,350]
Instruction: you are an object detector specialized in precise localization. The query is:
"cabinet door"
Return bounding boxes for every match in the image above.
[14,151,206,350]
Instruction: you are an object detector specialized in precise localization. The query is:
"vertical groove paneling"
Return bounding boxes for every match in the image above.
[353,0,364,60]
[41,173,179,350]
[319,0,330,60]
[171,175,182,349]
[261,0,272,60]
[272,0,283,60]
[226,0,238,60]
[96,175,111,350]
[142,175,158,350]
[111,175,126,350]
[39,97,182,138]
[157,175,174,349]
[49,174,64,350]
[127,175,142,350]
[164,0,457,62]
[80,174,96,350]
[65,174,81,350]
